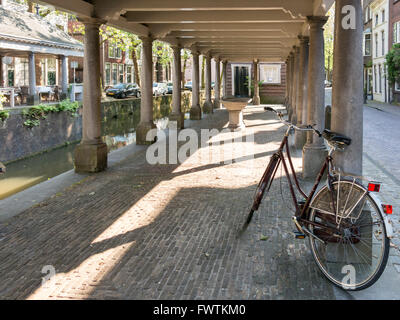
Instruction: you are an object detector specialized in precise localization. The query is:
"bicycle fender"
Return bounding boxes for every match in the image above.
[369,192,394,239]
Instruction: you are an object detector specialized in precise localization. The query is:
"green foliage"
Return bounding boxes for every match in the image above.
[22,100,80,127]
[245,76,263,96]
[0,110,10,122]
[0,94,6,109]
[385,43,400,85]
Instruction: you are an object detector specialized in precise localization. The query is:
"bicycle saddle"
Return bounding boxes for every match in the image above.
[322,129,351,146]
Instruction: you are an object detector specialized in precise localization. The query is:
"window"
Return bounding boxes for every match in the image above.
[395,81,400,91]
[47,58,56,86]
[108,44,122,59]
[374,65,377,92]
[379,64,382,93]
[382,9,385,23]
[105,63,111,85]
[394,22,400,44]
[7,65,14,87]
[364,33,371,56]
[259,64,281,84]
[381,31,385,56]
[376,14,379,26]
[119,64,124,83]
[116,47,122,59]
[126,65,133,83]
[112,63,118,85]
[375,33,378,57]
[108,44,115,58]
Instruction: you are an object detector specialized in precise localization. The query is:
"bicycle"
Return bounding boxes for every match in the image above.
[242,106,393,290]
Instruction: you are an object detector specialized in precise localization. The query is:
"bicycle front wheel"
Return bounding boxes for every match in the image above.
[308,180,390,290]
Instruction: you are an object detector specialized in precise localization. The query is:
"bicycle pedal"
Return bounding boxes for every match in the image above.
[293,230,306,239]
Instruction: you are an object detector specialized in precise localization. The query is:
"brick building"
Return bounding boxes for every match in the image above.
[225,62,286,102]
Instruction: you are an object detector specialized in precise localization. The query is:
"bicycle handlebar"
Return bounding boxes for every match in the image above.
[264,107,322,137]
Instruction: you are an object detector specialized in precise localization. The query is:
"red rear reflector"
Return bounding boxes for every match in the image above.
[382,205,393,214]
[368,183,380,192]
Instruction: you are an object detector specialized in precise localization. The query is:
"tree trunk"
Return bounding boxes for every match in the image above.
[28,1,35,13]
[201,56,205,89]
[132,46,141,86]
[182,58,187,88]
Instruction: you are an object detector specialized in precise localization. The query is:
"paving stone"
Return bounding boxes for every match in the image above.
[1,104,397,300]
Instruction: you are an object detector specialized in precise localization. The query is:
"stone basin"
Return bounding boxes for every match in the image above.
[221,97,251,130]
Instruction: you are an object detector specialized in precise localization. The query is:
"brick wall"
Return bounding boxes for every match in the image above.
[225,61,286,102]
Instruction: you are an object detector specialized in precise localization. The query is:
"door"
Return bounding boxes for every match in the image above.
[234,66,249,97]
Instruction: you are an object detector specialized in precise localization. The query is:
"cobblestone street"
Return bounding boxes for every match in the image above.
[0,103,399,299]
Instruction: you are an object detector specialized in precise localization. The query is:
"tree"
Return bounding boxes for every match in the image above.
[73,21,142,87]
[181,49,191,88]
[385,43,400,85]
[152,40,173,83]
[324,5,335,82]
[201,55,206,89]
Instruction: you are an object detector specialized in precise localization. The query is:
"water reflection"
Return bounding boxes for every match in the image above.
[0,107,174,200]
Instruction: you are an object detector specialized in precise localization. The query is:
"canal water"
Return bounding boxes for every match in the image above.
[0,109,174,200]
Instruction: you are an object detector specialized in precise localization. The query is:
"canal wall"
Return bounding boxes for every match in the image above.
[0,92,194,163]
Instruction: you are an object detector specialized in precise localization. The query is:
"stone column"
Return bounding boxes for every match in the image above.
[61,55,68,100]
[291,46,300,124]
[287,52,294,118]
[136,36,156,145]
[302,16,328,179]
[294,36,310,149]
[222,60,228,99]
[253,59,261,105]
[28,52,39,105]
[169,45,184,129]
[284,58,289,106]
[331,0,363,175]
[0,55,3,87]
[214,56,221,109]
[203,54,213,113]
[190,51,202,120]
[74,18,107,173]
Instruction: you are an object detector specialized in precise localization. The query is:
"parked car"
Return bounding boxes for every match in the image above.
[167,82,173,94]
[128,83,141,98]
[105,83,140,99]
[153,82,168,96]
[184,81,192,91]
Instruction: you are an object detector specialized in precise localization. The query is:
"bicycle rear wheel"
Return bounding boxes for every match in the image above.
[308,180,389,290]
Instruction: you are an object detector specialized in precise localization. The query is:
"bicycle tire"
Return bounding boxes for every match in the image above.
[308,180,390,290]
[252,153,280,212]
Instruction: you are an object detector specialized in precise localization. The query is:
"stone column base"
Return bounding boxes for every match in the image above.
[228,110,245,131]
[252,95,260,105]
[74,142,108,173]
[302,144,328,179]
[190,105,202,120]
[294,130,307,150]
[26,95,39,106]
[203,100,214,114]
[136,121,157,145]
[214,99,221,109]
[169,112,185,129]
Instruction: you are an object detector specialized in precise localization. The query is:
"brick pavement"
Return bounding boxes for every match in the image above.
[0,105,336,300]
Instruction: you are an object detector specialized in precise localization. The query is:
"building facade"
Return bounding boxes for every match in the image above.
[225,62,286,102]
[363,0,374,100]
[389,0,400,102]
[371,0,390,103]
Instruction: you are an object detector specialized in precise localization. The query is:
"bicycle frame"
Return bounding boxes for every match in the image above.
[258,125,336,222]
